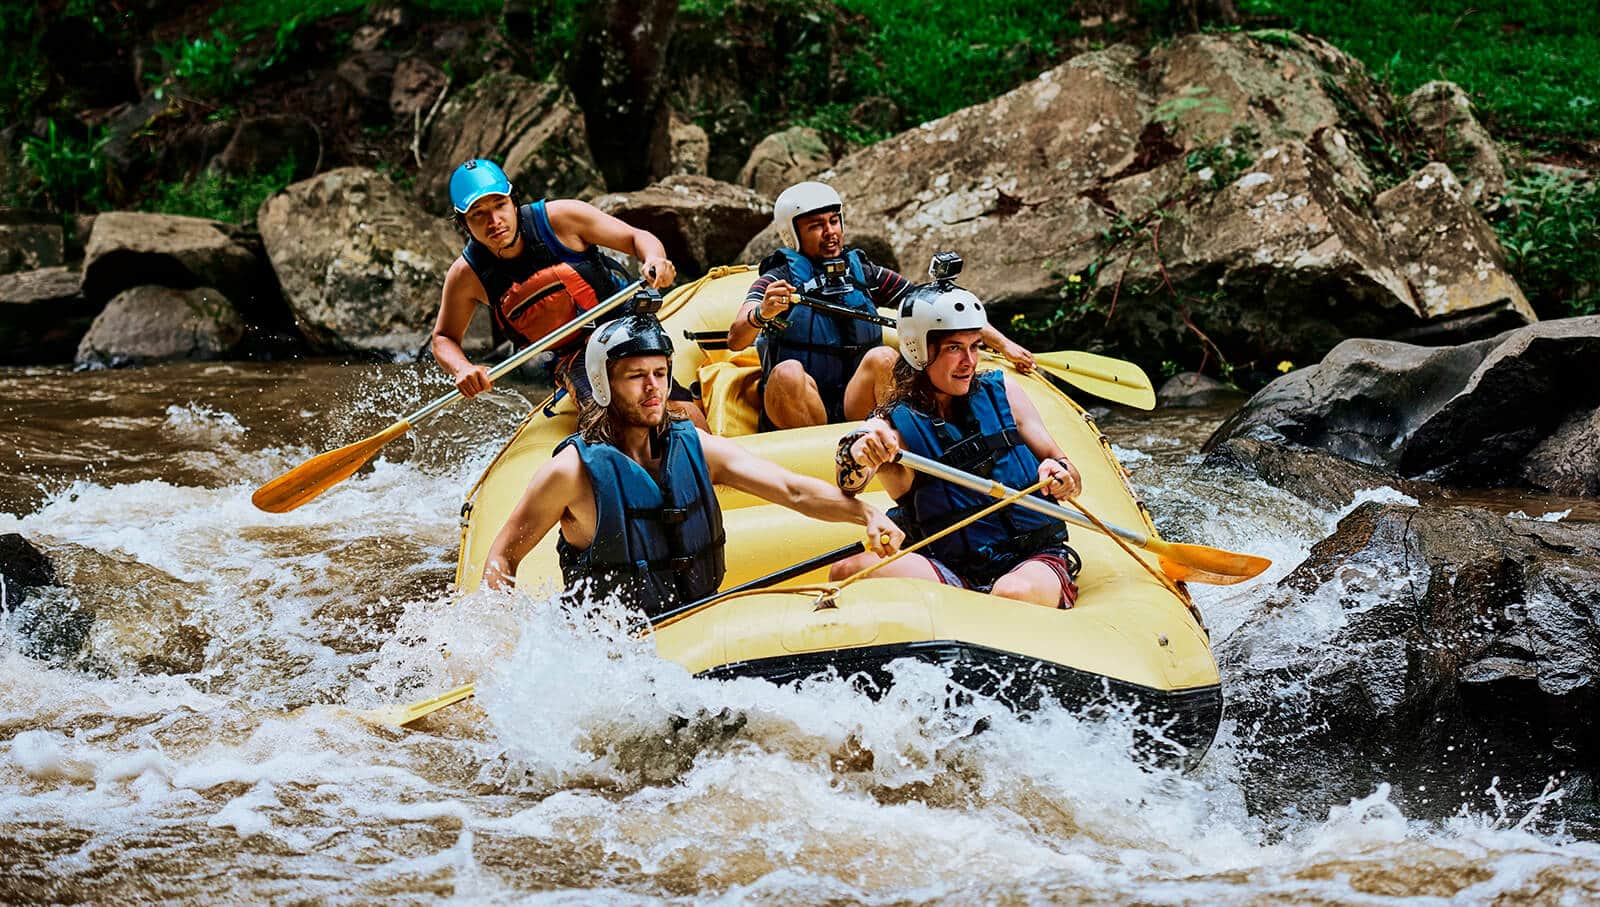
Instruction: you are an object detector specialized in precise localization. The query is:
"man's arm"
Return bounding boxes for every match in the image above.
[544,199,676,288]
[482,446,586,589]
[698,430,903,556]
[1004,375,1081,500]
[432,259,492,397]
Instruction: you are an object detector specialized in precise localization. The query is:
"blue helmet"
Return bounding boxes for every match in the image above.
[449,159,513,214]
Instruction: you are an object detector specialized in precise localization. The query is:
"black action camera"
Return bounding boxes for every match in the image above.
[807,256,854,299]
[928,251,963,282]
[626,285,664,316]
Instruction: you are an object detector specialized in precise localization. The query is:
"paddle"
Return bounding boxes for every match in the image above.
[360,540,869,727]
[896,450,1269,585]
[1030,350,1156,410]
[788,294,1154,411]
[251,280,644,513]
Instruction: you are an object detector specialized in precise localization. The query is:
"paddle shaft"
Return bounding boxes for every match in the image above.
[647,540,866,630]
[789,293,894,327]
[407,279,643,425]
[896,450,1153,547]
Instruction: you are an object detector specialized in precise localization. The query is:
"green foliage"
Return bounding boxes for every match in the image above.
[1239,0,1600,140]
[151,29,248,98]
[20,121,109,212]
[141,158,299,225]
[1493,169,1600,317]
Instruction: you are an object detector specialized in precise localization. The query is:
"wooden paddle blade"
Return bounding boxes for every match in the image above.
[360,682,477,727]
[251,419,413,513]
[1035,350,1156,410]
[1151,539,1271,585]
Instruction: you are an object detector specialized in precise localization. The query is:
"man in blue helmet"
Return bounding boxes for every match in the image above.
[727,181,1034,430]
[830,278,1084,610]
[431,159,700,421]
[482,314,903,616]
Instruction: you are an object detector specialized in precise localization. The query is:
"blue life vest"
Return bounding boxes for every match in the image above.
[758,247,884,422]
[462,200,623,349]
[888,370,1067,582]
[556,419,726,616]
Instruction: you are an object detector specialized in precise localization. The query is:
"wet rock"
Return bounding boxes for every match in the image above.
[81,212,273,313]
[0,211,64,275]
[0,266,96,364]
[75,285,245,365]
[1374,163,1532,324]
[1156,371,1240,408]
[1404,80,1508,206]
[1206,317,1600,490]
[593,175,772,278]
[336,50,399,123]
[259,166,460,353]
[1520,406,1600,497]
[0,533,55,610]
[208,115,322,182]
[420,72,605,207]
[736,126,835,200]
[1203,437,1438,510]
[1220,501,1600,822]
[12,543,210,676]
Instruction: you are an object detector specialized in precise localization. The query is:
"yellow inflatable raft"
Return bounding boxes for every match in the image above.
[453,266,1223,763]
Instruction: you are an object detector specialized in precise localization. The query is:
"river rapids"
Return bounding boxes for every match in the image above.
[3,361,1598,904]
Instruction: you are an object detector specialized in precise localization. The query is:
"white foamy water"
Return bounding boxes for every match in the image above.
[4,371,1600,903]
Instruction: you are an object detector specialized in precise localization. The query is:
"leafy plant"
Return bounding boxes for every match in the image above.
[1493,168,1600,317]
[1154,85,1233,123]
[20,120,109,211]
[151,29,248,97]
[142,157,299,225]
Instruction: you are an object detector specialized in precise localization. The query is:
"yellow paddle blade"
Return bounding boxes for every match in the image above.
[1034,350,1156,410]
[251,420,413,513]
[359,682,477,727]
[1150,538,1271,585]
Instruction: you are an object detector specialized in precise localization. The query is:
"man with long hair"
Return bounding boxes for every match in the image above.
[483,315,903,616]
[830,280,1085,609]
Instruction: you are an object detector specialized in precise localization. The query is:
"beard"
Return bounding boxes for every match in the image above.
[612,394,667,430]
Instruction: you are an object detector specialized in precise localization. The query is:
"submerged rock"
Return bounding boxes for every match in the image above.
[1220,501,1600,824]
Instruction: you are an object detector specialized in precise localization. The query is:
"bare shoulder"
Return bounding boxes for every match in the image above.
[443,256,486,302]
[543,198,600,224]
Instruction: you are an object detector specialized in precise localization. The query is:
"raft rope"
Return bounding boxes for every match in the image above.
[1065,493,1198,625]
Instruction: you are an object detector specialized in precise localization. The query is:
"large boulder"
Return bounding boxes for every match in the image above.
[81,212,278,316]
[650,111,710,179]
[737,126,835,200]
[1205,317,1600,490]
[1373,163,1532,325]
[0,210,64,275]
[75,285,245,365]
[593,175,772,277]
[1520,406,1600,497]
[1220,502,1600,822]
[0,266,97,364]
[1404,80,1508,207]
[821,32,1533,367]
[420,72,605,208]
[207,115,323,182]
[259,167,462,354]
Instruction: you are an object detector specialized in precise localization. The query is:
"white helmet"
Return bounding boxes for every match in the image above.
[897,283,988,371]
[773,180,843,248]
[585,315,675,407]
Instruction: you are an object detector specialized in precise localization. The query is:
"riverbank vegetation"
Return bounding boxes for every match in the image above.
[4,0,1596,315]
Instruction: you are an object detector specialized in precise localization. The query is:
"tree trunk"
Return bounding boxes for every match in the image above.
[565,0,680,192]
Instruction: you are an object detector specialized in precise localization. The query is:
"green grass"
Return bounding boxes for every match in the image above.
[140,158,300,225]
[1239,0,1600,140]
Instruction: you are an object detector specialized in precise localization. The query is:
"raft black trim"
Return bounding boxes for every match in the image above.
[697,639,1222,769]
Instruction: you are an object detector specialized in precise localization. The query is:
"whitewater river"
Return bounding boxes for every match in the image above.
[3,361,1598,904]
